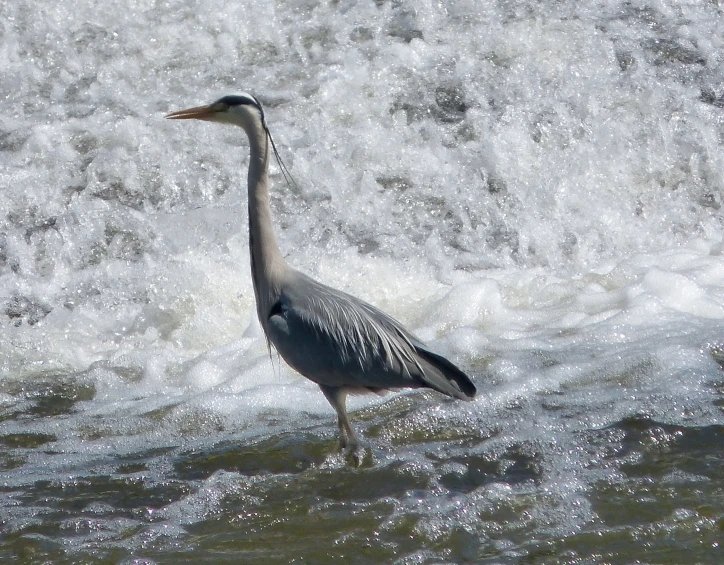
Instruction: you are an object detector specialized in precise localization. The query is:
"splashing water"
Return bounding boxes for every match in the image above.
[1,0,723,562]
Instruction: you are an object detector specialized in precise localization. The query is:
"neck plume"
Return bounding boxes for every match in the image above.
[245,118,286,322]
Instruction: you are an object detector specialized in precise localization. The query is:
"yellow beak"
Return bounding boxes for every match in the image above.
[165,105,218,120]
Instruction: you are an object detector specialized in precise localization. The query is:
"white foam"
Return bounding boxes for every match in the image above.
[1,0,724,552]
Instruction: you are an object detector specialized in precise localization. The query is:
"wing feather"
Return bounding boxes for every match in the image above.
[265,271,475,399]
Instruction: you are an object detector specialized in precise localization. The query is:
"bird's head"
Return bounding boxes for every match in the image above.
[165,93,266,131]
[166,92,296,188]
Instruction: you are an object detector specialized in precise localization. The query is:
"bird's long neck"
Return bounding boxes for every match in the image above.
[246,120,286,321]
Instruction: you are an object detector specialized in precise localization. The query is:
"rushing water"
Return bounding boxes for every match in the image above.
[1,0,723,563]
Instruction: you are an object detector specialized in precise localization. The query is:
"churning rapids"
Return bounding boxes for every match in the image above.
[1,0,723,563]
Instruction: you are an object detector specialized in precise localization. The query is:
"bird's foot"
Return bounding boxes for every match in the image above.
[338,434,349,451]
[331,439,369,467]
[344,445,361,467]
[335,425,364,466]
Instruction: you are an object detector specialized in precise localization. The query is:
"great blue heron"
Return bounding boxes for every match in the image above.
[166,93,476,463]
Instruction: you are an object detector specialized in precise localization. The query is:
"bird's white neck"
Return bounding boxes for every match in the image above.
[245,120,286,320]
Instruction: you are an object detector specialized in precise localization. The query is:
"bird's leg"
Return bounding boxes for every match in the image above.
[336,413,349,450]
[341,417,360,465]
[319,385,360,464]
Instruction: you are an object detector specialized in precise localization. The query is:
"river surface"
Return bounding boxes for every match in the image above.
[1,0,723,563]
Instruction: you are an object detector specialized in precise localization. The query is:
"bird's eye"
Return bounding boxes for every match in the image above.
[212,102,230,112]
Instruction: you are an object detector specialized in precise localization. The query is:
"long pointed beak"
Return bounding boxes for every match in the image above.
[165,105,217,120]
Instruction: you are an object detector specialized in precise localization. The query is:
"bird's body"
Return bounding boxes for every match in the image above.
[167,93,476,462]
[265,270,475,399]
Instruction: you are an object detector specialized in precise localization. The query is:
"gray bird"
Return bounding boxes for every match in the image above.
[166,93,476,463]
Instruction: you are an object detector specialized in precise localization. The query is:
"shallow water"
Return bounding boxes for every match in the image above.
[1,0,723,563]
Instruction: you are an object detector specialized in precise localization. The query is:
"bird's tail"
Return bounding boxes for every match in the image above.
[414,345,477,400]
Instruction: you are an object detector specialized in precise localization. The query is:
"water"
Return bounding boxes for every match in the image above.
[1,0,723,562]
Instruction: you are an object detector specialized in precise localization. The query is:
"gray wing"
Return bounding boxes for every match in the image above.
[265,272,476,399]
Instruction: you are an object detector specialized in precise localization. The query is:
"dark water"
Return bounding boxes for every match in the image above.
[1,378,722,564]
